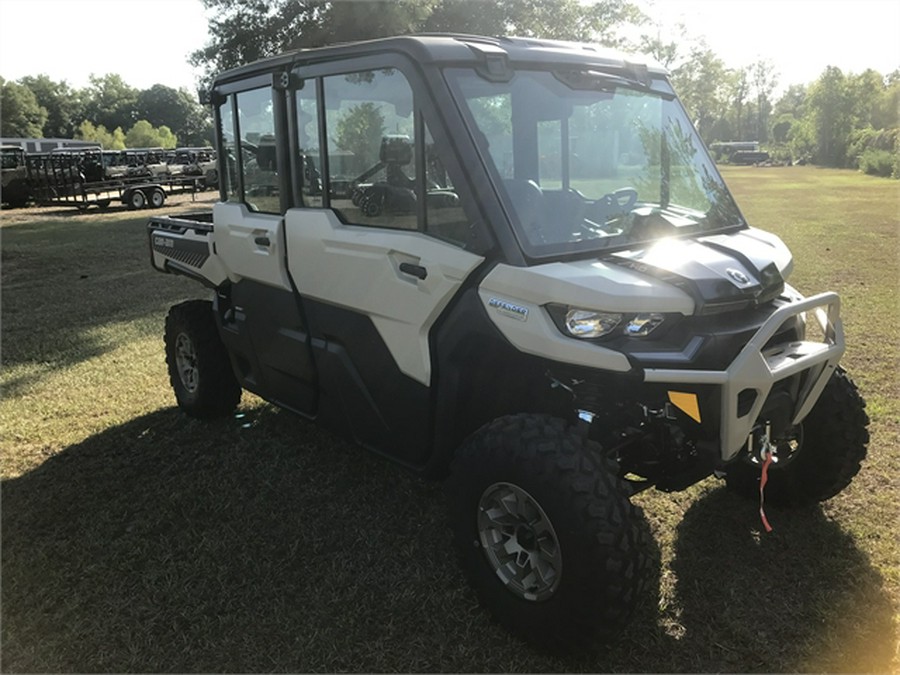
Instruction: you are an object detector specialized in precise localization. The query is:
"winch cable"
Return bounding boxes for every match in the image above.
[759,451,774,533]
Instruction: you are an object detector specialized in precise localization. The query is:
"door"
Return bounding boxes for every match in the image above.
[284,210,483,463]
[214,85,317,414]
[285,64,485,463]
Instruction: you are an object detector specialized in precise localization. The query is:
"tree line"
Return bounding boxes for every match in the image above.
[0,74,212,149]
[2,0,897,176]
[658,39,900,177]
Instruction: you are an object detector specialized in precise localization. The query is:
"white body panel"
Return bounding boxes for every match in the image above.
[212,202,292,291]
[478,261,696,373]
[284,209,484,385]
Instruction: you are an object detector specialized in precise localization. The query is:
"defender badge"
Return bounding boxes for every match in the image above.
[489,297,529,322]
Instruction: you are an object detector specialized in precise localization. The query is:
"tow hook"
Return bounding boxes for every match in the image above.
[749,421,778,465]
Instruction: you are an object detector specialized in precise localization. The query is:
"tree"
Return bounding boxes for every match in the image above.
[669,43,729,140]
[136,85,191,131]
[125,120,178,149]
[872,72,900,132]
[17,75,84,138]
[729,67,750,140]
[772,84,807,120]
[1,77,48,137]
[190,0,646,81]
[770,114,795,144]
[334,103,385,161]
[76,120,126,149]
[805,66,855,166]
[848,69,889,130]
[81,74,139,133]
[636,19,687,69]
[750,59,778,143]
[135,85,213,145]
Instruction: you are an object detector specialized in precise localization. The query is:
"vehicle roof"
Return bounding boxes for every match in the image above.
[212,33,667,88]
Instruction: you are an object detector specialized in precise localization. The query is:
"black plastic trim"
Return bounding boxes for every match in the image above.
[302,299,432,465]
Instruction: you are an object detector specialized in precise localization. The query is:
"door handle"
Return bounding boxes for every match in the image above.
[254,236,271,247]
[399,262,427,280]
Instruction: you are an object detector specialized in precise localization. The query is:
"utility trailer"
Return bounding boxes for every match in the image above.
[147,34,868,650]
[25,149,203,211]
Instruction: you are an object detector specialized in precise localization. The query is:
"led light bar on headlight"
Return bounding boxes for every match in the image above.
[625,313,665,337]
[564,309,622,338]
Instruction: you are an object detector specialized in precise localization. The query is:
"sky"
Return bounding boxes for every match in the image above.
[0,0,898,97]
[637,0,900,94]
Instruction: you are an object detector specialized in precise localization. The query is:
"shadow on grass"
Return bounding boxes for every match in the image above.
[1,214,198,390]
[2,406,893,673]
[663,489,895,672]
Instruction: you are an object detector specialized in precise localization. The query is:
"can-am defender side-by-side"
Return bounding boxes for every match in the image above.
[148,35,868,649]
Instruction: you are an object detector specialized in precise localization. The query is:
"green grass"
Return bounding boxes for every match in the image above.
[2,169,898,672]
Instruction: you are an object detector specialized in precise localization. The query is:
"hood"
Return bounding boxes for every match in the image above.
[609,230,788,315]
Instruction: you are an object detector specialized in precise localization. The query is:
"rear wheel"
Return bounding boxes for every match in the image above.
[164,300,242,418]
[725,367,869,506]
[446,414,651,650]
[148,187,165,208]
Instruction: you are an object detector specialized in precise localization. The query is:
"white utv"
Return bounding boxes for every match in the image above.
[148,34,869,649]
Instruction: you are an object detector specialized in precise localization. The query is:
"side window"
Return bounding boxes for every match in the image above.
[218,97,239,202]
[323,69,416,229]
[236,87,280,213]
[295,84,323,207]
[423,123,469,246]
[467,93,513,178]
[537,119,562,189]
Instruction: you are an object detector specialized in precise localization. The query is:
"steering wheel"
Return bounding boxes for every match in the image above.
[585,187,638,232]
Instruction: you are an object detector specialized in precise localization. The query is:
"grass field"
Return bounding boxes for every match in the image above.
[1,167,898,672]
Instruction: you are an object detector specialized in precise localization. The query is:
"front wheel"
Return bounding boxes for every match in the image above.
[164,300,242,418]
[445,414,651,650]
[127,189,146,210]
[725,367,869,506]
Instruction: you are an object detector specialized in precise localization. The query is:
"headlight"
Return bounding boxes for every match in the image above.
[624,313,665,337]
[546,304,669,340]
[564,309,622,338]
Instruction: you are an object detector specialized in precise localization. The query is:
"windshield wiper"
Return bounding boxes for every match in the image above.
[553,69,675,99]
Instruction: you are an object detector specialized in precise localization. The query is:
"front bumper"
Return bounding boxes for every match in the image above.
[641,292,844,461]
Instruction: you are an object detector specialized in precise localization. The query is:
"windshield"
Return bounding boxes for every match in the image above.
[2,148,23,170]
[445,68,744,257]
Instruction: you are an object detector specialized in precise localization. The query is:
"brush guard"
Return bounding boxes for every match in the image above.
[641,293,844,462]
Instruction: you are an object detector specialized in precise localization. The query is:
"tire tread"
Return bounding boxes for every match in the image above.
[446,413,652,650]
[164,299,241,418]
